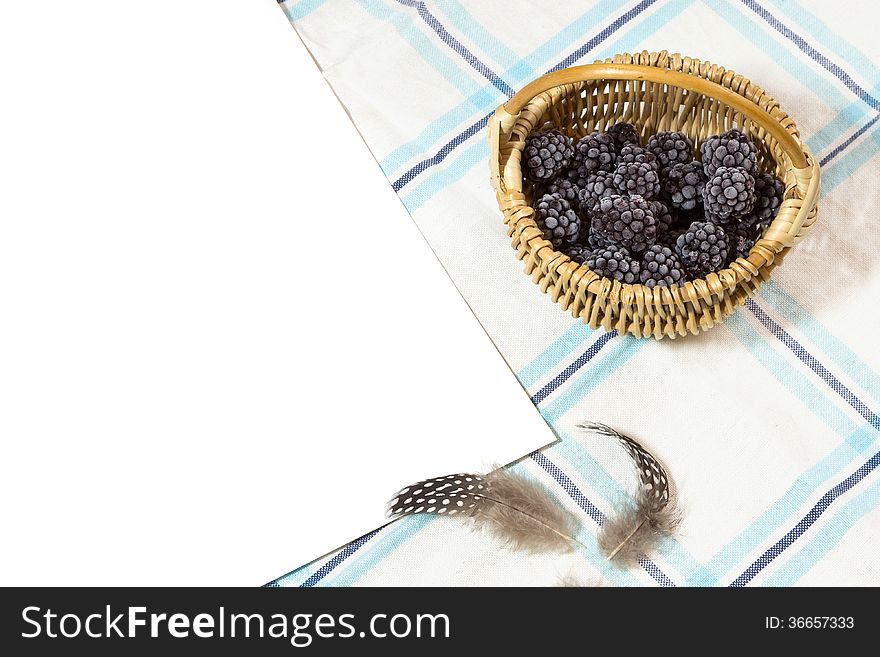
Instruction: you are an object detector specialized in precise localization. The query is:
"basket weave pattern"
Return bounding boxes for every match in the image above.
[488,51,820,339]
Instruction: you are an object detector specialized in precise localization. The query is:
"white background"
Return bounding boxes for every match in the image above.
[0,1,554,585]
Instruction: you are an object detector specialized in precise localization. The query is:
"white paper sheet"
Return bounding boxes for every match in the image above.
[0,1,555,585]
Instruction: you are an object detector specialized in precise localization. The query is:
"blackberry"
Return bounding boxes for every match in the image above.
[534,193,580,248]
[703,166,755,219]
[567,131,616,185]
[700,128,757,177]
[725,221,760,262]
[590,194,657,253]
[645,131,693,170]
[565,244,591,264]
[662,161,705,211]
[540,177,580,208]
[585,246,640,284]
[675,221,730,277]
[639,245,686,288]
[753,173,784,224]
[523,129,574,182]
[577,170,615,211]
[613,161,660,199]
[606,122,640,149]
[617,144,657,166]
[649,200,675,240]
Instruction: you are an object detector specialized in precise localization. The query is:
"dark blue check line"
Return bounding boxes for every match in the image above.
[819,112,880,166]
[746,299,880,430]
[726,299,880,585]
[531,450,676,587]
[394,0,514,97]
[531,331,617,404]
[264,527,382,587]
[550,0,657,72]
[729,448,880,587]
[390,0,658,192]
[742,0,880,110]
[391,114,490,191]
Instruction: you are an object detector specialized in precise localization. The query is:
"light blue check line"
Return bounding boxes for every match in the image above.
[281,0,325,22]
[321,515,436,587]
[705,0,851,111]
[724,311,860,437]
[765,0,880,85]
[540,337,645,425]
[400,0,693,210]
[379,0,656,176]
[759,282,880,406]
[362,0,499,110]
[518,323,596,390]
[820,122,880,193]
[805,81,880,157]
[434,0,521,71]
[763,466,880,586]
[690,422,879,585]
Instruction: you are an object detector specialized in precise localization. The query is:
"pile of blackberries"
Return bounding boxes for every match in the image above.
[523,124,784,287]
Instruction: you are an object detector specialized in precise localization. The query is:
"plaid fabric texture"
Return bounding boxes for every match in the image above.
[271,0,880,587]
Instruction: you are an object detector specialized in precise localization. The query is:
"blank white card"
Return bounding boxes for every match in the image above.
[0,1,555,585]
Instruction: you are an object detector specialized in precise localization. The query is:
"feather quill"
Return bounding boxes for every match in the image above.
[387,467,581,554]
[579,422,680,567]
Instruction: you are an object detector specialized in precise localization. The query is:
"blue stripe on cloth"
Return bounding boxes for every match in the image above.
[380,0,662,178]
[400,0,693,207]
[280,0,325,22]
[541,337,645,425]
[729,445,880,586]
[531,451,675,586]
[820,120,880,193]
[394,0,514,97]
[763,469,880,586]
[763,0,880,84]
[531,331,617,404]
[434,0,520,70]
[746,300,880,430]
[361,0,498,110]
[691,423,878,585]
[819,112,880,166]
[739,0,880,109]
[758,282,880,405]
[299,529,382,587]
[517,323,595,390]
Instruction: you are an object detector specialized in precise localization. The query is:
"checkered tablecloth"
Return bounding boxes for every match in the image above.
[270,0,880,587]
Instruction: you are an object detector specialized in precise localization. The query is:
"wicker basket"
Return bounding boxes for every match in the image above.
[487,51,820,339]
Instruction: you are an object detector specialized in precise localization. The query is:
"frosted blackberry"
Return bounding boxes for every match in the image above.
[534,193,580,248]
[567,131,616,185]
[645,131,693,170]
[606,122,640,149]
[577,170,615,211]
[523,129,574,182]
[590,194,657,253]
[541,177,580,208]
[585,246,640,284]
[649,200,675,240]
[565,244,591,264]
[753,173,784,223]
[700,128,757,176]
[725,221,760,262]
[617,144,657,166]
[613,161,660,199]
[704,166,755,219]
[662,161,705,211]
[639,245,686,288]
[675,221,730,277]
